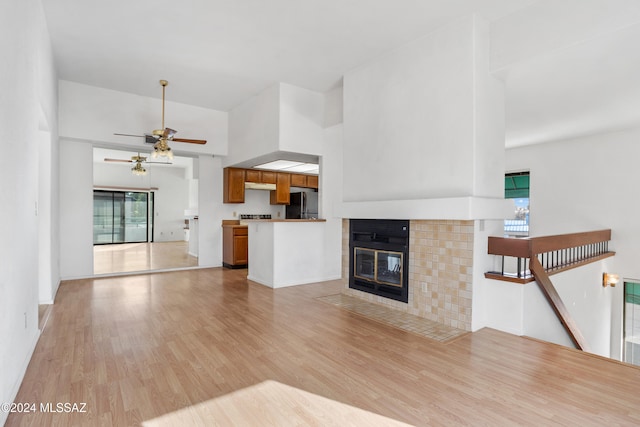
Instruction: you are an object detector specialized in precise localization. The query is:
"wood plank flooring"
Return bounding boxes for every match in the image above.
[7,268,640,426]
[93,241,198,275]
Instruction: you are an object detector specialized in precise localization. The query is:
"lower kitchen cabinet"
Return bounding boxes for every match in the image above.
[223,225,248,268]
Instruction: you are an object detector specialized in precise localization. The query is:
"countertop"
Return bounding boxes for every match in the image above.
[241,219,326,223]
[222,219,325,227]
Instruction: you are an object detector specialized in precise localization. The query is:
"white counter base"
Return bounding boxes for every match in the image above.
[247,220,331,288]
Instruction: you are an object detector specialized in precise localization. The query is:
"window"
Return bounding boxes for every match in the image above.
[504,172,530,237]
[624,281,640,367]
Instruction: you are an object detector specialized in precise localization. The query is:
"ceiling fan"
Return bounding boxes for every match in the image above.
[114,80,207,159]
[104,153,172,176]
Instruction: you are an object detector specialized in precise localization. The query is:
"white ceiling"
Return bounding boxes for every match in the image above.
[41,0,534,111]
[42,0,640,147]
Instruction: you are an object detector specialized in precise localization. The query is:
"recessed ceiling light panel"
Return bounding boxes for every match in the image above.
[285,163,319,174]
[253,160,318,174]
[253,160,304,170]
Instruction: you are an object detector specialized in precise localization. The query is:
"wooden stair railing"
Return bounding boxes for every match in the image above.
[528,257,590,351]
[485,229,614,283]
[485,229,614,351]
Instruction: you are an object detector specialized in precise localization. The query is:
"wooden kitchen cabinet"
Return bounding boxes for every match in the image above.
[306,175,318,189]
[270,172,291,205]
[290,173,307,187]
[223,168,246,203]
[245,169,277,185]
[224,167,317,203]
[244,169,261,183]
[260,171,277,184]
[223,225,248,268]
[290,173,318,189]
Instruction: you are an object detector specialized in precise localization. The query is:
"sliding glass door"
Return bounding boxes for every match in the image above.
[93,190,152,244]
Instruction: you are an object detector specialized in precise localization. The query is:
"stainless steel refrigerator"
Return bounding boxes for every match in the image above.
[286,192,318,219]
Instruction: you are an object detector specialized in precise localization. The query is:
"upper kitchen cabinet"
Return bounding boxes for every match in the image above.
[223,167,315,204]
[223,167,246,203]
[261,171,277,184]
[245,169,277,185]
[270,173,291,205]
[290,173,318,189]
[244,169,261,183]
[290,173,307,187]
[306,175,318,189]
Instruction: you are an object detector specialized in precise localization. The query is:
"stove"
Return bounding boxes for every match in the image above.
[239,214,272,219]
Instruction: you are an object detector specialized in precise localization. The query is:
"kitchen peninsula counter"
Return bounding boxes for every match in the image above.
[245,219,328,288]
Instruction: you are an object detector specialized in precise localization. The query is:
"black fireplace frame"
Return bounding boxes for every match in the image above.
[349,219,409,303]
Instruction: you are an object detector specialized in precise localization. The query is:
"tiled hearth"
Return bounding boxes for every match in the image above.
[342,219,474,331]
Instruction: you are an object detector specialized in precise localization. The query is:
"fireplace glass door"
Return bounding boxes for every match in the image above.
[354,247,403,288]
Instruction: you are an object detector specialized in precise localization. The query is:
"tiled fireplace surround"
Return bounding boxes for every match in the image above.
[342,219,474,331]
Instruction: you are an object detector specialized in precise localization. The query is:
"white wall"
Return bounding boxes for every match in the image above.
[225,83,281,166]
[59,80,229,156]
[198,155,219,267]
[343,15,504,202]
[504,126,640,359]
[321,124,345,280]
[279,83,325,154]
[521,262,613,356]
[226,82,326,167]
[0,0,58,423]
[324,85,344,128]
[60,139,94,279]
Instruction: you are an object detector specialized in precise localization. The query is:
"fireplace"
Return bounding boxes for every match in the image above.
[349,219,409,303]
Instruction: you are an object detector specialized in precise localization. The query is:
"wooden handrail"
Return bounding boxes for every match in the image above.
[488,229,612,258]
[486,229,614,283]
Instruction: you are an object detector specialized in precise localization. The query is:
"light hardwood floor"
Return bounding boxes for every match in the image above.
[8,268,640,426]
[94,241,198,275]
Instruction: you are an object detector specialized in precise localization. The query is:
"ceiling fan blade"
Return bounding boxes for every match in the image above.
[163,128,177,139]
[114,133,145,138]
[172,138,207,145]
[104,158,133,163]
[144,135,158,144]
[146,161,173,165]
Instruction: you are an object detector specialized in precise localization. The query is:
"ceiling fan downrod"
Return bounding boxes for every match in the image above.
[160,79,168,130]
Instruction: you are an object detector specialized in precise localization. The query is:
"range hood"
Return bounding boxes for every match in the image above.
[245,182,277,191]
